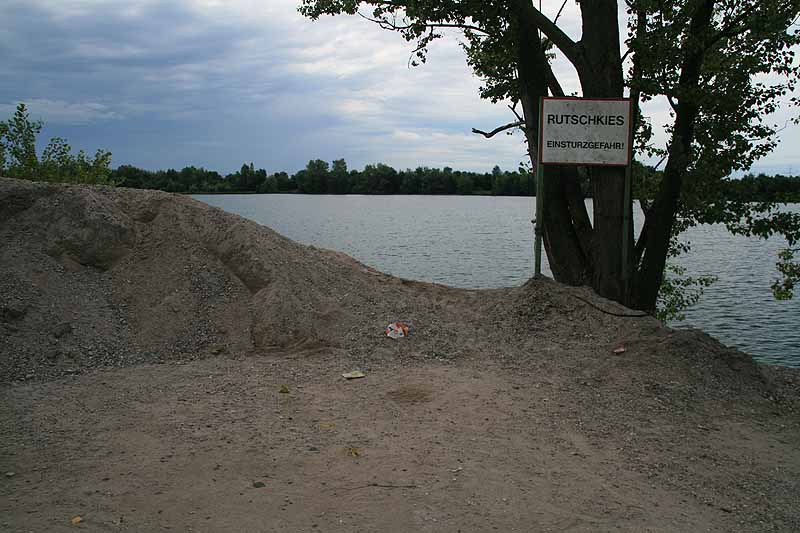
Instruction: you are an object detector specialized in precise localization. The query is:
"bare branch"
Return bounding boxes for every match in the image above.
[545,63,565,97]
[554,0,569,24]
[634,206,650,265]
[508,102,524,122]
[472,121,525,138]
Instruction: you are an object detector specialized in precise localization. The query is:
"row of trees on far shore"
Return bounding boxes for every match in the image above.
[6,101,797,203]
[112,159,538,196]
[112,160,800,202]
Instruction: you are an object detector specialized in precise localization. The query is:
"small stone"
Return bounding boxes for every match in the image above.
[53,322,73,338]
[0,303,27,322]
[252,481,266,488]
[5,472,15,478]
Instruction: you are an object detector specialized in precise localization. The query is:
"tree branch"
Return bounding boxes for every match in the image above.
[357,10,491,35]
[472,121,525,138]
[545,62,565,97]
[554,0,569,25]
[514,0,583,70]
[634,209,649,266]
[706,4,758,48]
[666,94,678,112]
[508,102,524,122]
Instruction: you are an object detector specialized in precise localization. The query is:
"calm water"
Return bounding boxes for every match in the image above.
[195,194,800,367]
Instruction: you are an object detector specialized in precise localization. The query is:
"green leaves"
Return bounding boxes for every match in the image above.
[0,103,42,180]
[0,103,115,185]
[630,0,799,183]
[38,137,114,185]
[630,0,800,302]
[656,263,717,322]
[773,248,800,300]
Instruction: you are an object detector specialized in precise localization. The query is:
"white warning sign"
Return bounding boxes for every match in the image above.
[539,98,632,166]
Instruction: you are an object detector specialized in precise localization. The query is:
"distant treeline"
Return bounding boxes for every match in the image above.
[719,173,800,202]
[112,159,536,196]
[111,159,800,201]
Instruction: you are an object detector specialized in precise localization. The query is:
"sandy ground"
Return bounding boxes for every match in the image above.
[1,178,799,531]
[3,352,799,532]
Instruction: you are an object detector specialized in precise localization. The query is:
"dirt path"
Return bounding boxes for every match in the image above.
[2,351,799,532]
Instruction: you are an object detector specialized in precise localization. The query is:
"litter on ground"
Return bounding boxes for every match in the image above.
[385,320,414,339]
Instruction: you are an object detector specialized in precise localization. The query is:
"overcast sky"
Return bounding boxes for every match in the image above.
[2,0,798,175]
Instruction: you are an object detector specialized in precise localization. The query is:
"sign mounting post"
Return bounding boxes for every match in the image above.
[534,106,545,277]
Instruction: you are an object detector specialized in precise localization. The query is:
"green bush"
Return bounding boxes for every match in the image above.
[0,103,114,185]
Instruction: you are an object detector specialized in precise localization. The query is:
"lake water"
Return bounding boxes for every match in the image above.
[194,194,800,368]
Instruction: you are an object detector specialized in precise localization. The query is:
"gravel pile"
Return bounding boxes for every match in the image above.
[1,177,796,407]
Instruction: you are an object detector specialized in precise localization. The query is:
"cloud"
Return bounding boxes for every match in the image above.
[0,0,572,171]
[0,0,796,175]
[0,99,122,124]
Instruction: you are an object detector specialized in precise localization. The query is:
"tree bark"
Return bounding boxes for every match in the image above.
[543,167,593,283]
[577,0,628,303]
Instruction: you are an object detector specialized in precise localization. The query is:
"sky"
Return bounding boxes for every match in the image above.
[1,0,798,175]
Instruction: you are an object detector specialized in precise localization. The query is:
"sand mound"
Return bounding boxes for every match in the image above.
[0,176,790,400]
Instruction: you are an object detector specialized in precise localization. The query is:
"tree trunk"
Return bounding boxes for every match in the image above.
[632,0,716,312]
[543,167,593,284]
[513,0,720,313]
[577,0,628,304]
[513,0,593,286]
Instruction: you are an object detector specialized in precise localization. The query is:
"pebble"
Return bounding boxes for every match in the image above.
[52,322,73,338]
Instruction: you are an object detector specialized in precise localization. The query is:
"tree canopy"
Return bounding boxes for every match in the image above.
[109,159,534,196]
[300,0,800,310]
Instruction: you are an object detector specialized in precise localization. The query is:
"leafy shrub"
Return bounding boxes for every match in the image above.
[0,103,114,185]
